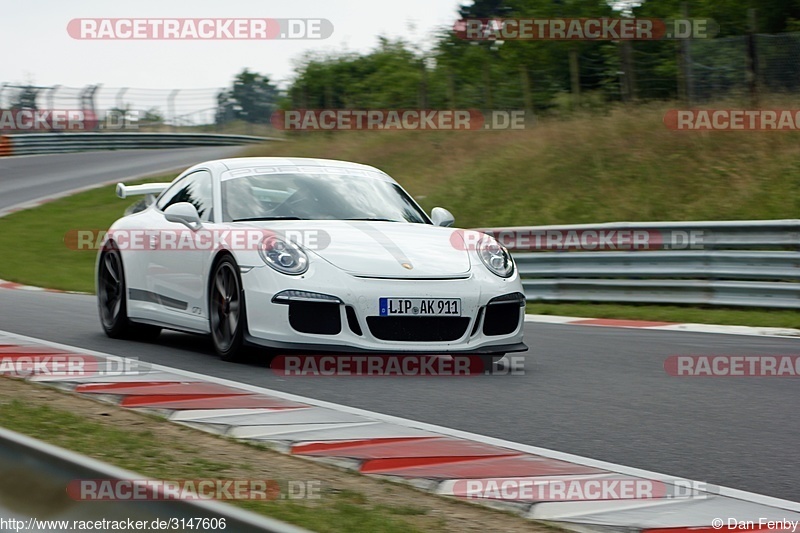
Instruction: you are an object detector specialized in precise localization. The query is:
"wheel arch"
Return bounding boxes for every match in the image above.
[205,249,240,315]
[95,238,124,297]
[207,249,248,360]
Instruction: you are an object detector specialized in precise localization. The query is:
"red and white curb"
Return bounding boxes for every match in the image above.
[526,314,800,339]
[0,278,87,294]
[1,329,798,532]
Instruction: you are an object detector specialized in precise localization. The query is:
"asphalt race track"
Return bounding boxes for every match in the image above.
[0,150,798,504]
[0,146,242,211]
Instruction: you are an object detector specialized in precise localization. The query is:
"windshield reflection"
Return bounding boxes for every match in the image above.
[222,172,430,224]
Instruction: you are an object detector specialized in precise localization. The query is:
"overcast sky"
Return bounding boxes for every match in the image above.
[2,0,464,90]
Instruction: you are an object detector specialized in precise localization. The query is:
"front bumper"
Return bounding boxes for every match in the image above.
[240,262,526,355]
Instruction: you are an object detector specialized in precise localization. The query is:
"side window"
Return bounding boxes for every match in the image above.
[155,176,189,211]
[156,170,214,222]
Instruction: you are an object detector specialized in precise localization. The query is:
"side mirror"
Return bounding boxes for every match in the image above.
[431,207,455,227]
[164,202,202,230]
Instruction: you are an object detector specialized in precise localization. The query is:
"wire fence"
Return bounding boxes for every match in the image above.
[2,30,799,133]
[285,29,800,113]
[0,84,275,134]
[530,31,800,106]
[687,33,800,102]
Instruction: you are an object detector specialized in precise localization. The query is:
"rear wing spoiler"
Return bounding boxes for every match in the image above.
[115,182,170,199]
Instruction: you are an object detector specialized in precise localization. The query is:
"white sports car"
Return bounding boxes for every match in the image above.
[96,157,526,364]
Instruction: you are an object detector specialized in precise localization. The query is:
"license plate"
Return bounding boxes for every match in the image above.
[379,298,461,316]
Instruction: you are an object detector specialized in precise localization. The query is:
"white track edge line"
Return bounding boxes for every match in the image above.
[0,167,190,219]
[525,314,800,339]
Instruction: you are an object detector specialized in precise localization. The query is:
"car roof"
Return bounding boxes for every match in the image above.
[215,157,384,173]
[179,157,397,184]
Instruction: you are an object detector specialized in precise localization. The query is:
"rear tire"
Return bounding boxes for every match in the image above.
[97,242,161,341]
[209,255,245,362]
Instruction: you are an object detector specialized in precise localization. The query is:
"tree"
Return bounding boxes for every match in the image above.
[282,0,800,111]
[217,69,280,124]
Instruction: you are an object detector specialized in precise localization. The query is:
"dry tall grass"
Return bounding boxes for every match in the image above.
[241,102,800,227]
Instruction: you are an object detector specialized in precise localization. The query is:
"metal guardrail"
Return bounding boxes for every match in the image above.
[482,220,800,309]
[0,132,279,156]
[480,220,800,251]
[0,426,311,533]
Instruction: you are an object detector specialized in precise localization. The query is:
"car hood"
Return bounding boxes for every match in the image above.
[243,220,472,278]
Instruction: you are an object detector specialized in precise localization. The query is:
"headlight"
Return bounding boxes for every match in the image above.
[478,235,514,278]
[258,236,309,275]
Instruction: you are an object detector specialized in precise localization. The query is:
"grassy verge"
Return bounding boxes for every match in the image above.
[527,302,800,329]
[0,377,549,533]
[240,102,800,228]
[0,176,169,293]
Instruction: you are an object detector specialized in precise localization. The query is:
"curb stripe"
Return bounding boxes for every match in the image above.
[1,329,798,532]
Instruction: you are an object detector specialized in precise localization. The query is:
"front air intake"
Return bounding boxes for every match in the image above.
[366,317,470,342]
[483,293,525,336]
[288,302,341,335]
[345,306,363,336]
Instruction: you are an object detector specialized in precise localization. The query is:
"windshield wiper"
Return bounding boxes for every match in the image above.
[232,216,305,222]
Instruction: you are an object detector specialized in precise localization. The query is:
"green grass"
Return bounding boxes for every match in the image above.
[527,302,800,329]
[0,397,430,533]
[0,177,170,293]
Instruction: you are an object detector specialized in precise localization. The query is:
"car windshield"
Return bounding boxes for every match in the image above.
[221,170,430,224]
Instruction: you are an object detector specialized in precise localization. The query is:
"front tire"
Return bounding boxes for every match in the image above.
[97,242,161,340]
[209,255,245,362]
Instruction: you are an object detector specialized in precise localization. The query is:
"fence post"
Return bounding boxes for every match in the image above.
[46,85,60,110]
[678,3,693,105]
[447,68,456,108]
[519,64,533,115]
[746,9,760,107]
[620,41,637,102]
[483,58,493,109]
[167,89,179,132]
[569,46,581,108]
[418,59,428,109]
[115,87,128,129]
[79,85,100,131]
